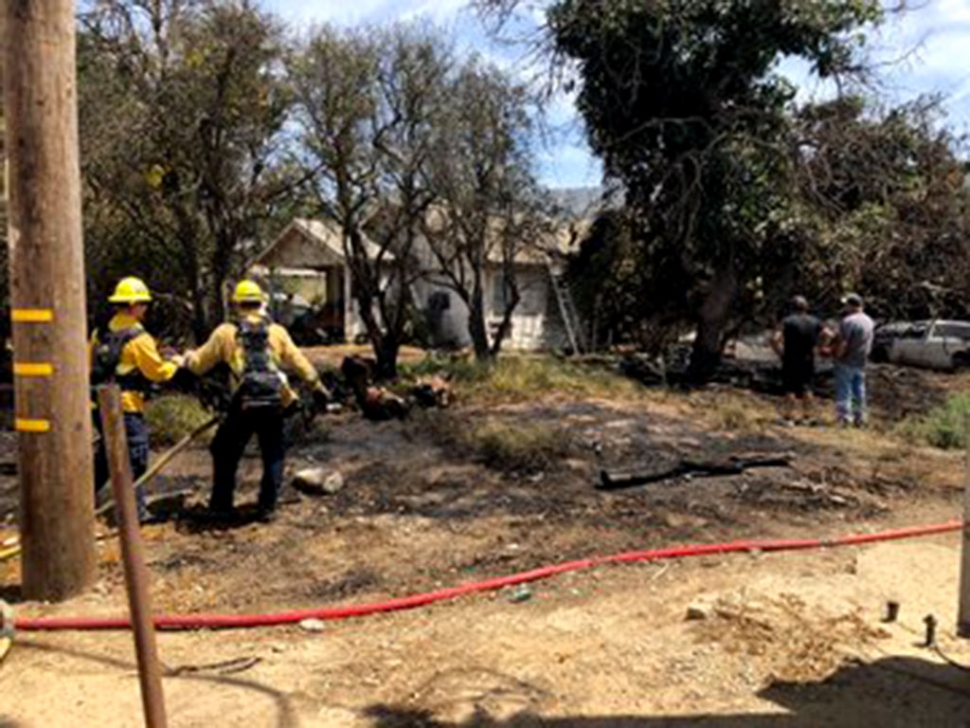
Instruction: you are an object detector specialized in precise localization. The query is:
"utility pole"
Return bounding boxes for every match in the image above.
[959,417,970,638]
[3,0,96,600]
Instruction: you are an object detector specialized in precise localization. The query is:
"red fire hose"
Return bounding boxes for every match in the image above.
[10,519,964,632]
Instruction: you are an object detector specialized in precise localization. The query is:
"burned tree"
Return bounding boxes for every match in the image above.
[422,60,546,363]
[290,25,450,378]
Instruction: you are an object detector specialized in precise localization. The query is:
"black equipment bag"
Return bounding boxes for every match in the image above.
[235,319,284,410]
[91,327,146,392]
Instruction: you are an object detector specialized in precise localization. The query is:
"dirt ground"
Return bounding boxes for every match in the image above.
[1,362,969,726]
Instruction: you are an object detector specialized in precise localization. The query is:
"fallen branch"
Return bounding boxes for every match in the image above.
[598,454,793,491]
[163,656,262,677]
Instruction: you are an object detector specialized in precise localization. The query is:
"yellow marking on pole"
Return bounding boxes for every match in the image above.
[15,418,51,433]
[14,362,54,378]
[11,308,54,323]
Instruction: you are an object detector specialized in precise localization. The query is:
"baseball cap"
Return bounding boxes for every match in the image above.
[841,293,863,307]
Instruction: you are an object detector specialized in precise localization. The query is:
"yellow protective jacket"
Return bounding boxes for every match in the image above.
[90,313,180,414]
[184,314,322,407]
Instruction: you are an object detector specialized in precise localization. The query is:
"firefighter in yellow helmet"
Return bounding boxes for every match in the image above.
[91,277,183,521]
[183,280,329,521]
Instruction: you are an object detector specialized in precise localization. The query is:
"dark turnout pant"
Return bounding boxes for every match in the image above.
[94,411,150,520]
[209,404,285,514]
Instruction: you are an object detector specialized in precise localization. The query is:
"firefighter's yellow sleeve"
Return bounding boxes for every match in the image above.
[270,325,322,387]
[185,324,236,376]
[127,333,179,383]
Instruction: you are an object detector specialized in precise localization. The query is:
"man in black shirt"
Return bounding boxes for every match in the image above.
[772,296,828,424]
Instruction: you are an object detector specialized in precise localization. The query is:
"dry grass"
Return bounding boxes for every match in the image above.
[406,354,643,406]
[424,411,573,474]
[144,394,215,447]
[690,389,775,434]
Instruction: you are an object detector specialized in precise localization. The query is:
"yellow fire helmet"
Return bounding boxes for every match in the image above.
[108,277,152,304]
[232,279,266,304]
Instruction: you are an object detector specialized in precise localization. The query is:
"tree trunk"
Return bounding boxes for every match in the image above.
[687,262,737,385]
[190,286,208,344]
[468,284,492,363]
[489,279,519,359]
[375,336,399,380]
[209,235,233,330]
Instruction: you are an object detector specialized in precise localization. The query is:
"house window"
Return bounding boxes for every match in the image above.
[428,291,451,312]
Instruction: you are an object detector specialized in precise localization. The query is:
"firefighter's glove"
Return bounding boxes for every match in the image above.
[312,385,332,413]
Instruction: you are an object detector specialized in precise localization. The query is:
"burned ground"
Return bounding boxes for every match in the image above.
[1,359,969,727]
[2,363,963,617]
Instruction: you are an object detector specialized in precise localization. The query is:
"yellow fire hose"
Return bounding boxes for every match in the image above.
[0,415,221,564]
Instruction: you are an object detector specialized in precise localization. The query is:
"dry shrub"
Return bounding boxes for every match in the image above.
[405,355,641,405]
[427,412,573,473]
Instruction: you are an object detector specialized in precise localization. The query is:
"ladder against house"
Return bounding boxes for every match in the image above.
[548,265,587,355]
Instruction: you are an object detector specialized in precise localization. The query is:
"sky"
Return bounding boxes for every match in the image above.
[261,0,970,190]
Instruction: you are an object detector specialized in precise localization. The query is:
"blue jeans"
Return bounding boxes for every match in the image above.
[835,365,866,425]
[94,412,150,520]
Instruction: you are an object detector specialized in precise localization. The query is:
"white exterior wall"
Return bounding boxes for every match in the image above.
[484,266,552,352]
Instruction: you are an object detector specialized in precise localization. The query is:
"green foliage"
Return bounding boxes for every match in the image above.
[783,97,970,320]
[897,393,970,450]
[542,0,883,376]
[144,395,214,448]
[78,0,297,340]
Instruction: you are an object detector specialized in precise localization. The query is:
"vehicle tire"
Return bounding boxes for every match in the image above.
[870,346,889,364]
[951,353,970,371]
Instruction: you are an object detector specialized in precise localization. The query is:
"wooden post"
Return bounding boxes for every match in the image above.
[3,0,96,600]
[98,386,168,728]
[958,414,970,638]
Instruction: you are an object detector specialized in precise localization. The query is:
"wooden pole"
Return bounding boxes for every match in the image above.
[2,0,96,600]
[958,414,970,638]
[98,386,168,728]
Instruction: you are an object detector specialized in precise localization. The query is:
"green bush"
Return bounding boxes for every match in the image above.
[898,392,970,450]
[144,395,214,447]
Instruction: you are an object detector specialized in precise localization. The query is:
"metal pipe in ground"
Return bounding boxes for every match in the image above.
[959,415,970,638]
[97,386,168,727]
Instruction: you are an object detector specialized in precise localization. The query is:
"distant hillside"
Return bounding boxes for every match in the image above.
[547,186,612,218]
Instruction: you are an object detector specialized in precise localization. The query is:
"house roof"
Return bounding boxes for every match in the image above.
[251,209,587,276]
[419,206,588,266]
[249,218,388,271]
